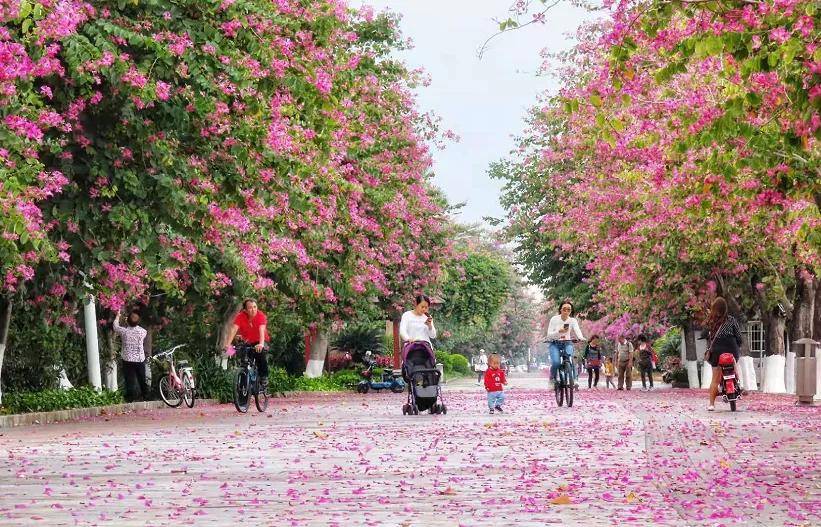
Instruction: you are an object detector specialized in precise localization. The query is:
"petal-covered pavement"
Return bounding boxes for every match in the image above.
[0,373,818,526]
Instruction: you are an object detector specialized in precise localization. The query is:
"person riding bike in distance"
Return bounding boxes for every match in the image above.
[224,299,270,391]
[546,301,586,390]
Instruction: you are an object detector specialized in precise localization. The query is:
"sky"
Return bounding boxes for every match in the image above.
[351,0,600,226]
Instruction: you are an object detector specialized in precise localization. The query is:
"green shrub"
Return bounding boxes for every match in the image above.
[435,351,471,377]
[2,387,124,414]
[191,356,235,403]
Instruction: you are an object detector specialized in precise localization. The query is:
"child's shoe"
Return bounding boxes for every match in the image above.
[489,408,494,414]
[494,405,503,413]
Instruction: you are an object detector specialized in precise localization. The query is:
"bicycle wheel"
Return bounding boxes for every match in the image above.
[554,372,564,407]
[182,372,195,408]
[563,363,574,408]
[233,368,250,413]
[159,376,183,408]
[254,383,269,412]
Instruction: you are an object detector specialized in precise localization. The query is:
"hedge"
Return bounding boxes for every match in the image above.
[1,387,124,414]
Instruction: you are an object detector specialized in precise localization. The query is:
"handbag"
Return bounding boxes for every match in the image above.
[587,358,602,368]
[705,321,727,362]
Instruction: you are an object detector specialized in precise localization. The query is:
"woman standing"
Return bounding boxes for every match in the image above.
[703,297,743,411]
[399,294,437,351]
[546,301,585,389]
[583,335,604,389]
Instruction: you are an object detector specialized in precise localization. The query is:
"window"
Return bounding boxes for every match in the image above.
[744,320,764,358]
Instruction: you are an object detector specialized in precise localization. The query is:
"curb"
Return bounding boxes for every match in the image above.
[0,399,220,429]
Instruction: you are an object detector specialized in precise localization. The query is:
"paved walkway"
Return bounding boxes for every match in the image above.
[0,372,818,526]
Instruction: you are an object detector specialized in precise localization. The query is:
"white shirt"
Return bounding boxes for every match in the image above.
[399,310,437,344]
[476,353,488,372]
[113,318,147,362]
[546,315,585,342]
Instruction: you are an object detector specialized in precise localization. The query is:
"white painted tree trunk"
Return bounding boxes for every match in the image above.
[0,342,5,406]
[304,330,329,378]
[0,298,12,406]
[57,368,74,390]
[815,351,821,402]
[686,360,700,388]
[700,362,712,389]
[761,354,787,393]
[83,295,102,391]
[737,356,757,391]
[104,360,118,391]
[785,351,796,394]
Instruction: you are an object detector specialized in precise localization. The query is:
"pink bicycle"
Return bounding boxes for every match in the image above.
[152,344,196,408]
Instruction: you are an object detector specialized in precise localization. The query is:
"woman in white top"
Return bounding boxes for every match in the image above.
[399,294,437,346]
[546,301,585,389]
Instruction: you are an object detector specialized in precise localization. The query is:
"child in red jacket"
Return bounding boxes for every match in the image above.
[484,354,507,414]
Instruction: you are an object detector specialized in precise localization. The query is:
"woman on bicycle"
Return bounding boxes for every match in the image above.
[224,299,269,389]
[546,301,585,389]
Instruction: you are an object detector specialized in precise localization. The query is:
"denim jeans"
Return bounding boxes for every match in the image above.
[487,390,505,409]
[549,341,577,383]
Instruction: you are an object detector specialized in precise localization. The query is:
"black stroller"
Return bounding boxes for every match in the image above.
[401,341,447,415]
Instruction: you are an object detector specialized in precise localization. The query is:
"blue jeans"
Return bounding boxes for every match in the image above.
[549,341,577,383]
[487,390,505,409]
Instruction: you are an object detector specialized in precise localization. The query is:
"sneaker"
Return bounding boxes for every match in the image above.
[707,405,715,411]
[641,387,647,392]
[617,387,624,391]
[489,408,495,414]
[494,405,503,413]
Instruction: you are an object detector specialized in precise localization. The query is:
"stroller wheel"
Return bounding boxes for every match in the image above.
[412,405,419,415]
[430,404,439,415]
[402,404,409,415]
[441,405,447,415]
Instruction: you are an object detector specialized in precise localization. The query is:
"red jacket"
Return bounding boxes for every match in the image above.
[484,367,506,392]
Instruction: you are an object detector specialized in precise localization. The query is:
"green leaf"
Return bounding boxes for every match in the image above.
[18,0,31,20]
[590,94,602,107]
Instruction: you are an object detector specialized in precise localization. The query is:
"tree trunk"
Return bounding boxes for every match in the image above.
[814,282,821,341]
[304,329,329,378]
[103,327,118,391]
[0,297,12,406]
[790,272,816,342]
[683,320,697,361]
[144,327,154,391]
[216,303,242,370]
[762,309,787,356]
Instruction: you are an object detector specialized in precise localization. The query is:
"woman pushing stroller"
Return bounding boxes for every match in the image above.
[399,295,446,415]
[399,294,437,348]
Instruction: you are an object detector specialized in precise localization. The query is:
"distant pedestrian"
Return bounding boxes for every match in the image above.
[615,335,634,391]
[484,353,507,414]
[583,335,604,389]
[113,311,149,402]
[475,349,488,384]
[636,334,654,391]
[603,356,616,388]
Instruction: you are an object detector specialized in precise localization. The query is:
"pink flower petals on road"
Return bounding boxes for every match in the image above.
[0,382,818,526]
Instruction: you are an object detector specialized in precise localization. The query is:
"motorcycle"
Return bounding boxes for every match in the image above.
[717,352,741,412]
[356,351,405,394]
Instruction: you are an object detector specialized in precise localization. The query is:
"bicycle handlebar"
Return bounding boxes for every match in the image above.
[153,344,187,360]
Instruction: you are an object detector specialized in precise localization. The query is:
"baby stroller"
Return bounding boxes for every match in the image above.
[401,341,447,415]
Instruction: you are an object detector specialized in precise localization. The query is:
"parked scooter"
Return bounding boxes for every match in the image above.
[717,352,741,411]
[356,351,405,394]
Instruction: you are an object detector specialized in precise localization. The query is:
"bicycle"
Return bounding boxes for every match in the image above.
[152,344,196,408]
[233,344,268,413]
[554,345,576,408]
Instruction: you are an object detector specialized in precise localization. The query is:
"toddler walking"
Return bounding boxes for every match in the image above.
[603,356,616,389]
[484,353,507,414]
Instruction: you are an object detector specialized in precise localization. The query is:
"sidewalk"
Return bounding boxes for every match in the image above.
[0,373,817,526]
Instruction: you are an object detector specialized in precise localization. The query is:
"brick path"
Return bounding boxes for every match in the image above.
[0,373,818,526]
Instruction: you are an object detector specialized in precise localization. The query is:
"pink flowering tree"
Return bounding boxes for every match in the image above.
[0,1,457,392]
[497,1,819,364]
